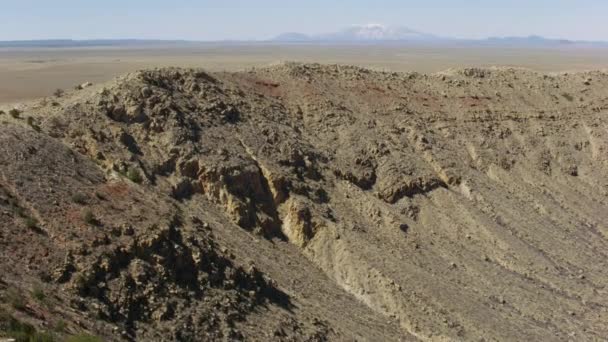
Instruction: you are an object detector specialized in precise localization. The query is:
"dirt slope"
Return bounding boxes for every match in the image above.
[1,63,607,341]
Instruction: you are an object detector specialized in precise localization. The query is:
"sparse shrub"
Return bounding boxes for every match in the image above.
[66,334,103,342]
[71,193,88,205]
[0,309,55,341]
[25,117,42,132]
[561,92,574,102]
[31,331,56,342]
[32,285,46,302]
[83,210,96,225]
[9,108,21,118]
[0,110,5,115]
[38,270,52,283]
[0,309,36,341]
[315,188,329,203]
[127,168,143,183]
[47,116,65,131]
[54,319,67,333]
[53,88,65,98]
[13,206,26,218]
[24,216,38,229]
[71,273,89,296]
[94,192,106,200]
[6,287,26,310]
[74,84,83,90]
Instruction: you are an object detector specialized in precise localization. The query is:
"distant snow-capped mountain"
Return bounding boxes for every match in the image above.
[274,24,440,42]
[327,24,438,41]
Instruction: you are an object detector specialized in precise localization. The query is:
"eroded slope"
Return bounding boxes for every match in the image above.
[1,63,608,341]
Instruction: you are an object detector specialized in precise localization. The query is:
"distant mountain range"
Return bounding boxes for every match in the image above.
[1,25,607,48]
[274,24,439,42]
[273,24,608,47]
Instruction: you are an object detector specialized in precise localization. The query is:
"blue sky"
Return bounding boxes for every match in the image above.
[1,0,607,41]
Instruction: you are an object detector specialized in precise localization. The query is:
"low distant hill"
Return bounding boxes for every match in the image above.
[273,33,313,42]
[0,39,192,48]
[478,35,606,47]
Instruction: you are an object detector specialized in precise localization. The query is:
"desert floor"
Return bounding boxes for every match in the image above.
[1,43,607,104]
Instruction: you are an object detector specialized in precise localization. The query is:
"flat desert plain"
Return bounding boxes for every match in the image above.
[1,43,608,104]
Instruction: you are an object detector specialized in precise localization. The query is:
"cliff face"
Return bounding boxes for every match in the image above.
[1,63,608,341]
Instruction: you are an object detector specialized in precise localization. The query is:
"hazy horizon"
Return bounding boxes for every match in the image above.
[1,0,607,42]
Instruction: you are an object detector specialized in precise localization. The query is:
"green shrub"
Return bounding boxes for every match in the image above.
[24,217,38,229]
[0,309,56,342]
[65,334,102,342]
[561,92,574,102]
[25,117,42,132]
[53,319,67,333]
[13,206,26,218]
[31,285,45,302]
[9,108,21,118]
[82,210,96,225]
[6,287,26,310]
[71,193,88,205]
[73,274,88,294]
[0,310,35,336]
[29,331,56,342]
[53,89,64,98]
[8,330,55,342]
[127,168,143,183]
